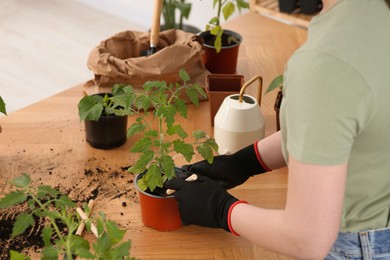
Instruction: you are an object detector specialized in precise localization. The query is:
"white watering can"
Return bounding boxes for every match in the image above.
[214,75,265,155]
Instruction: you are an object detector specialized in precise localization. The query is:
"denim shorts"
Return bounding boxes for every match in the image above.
[325,227,390,260]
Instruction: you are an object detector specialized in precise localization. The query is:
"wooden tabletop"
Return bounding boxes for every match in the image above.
[0,12,307,260]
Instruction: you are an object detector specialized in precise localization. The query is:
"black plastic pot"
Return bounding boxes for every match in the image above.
[278,0,297,13]
[200,30,242,74]
[84,114,128,149]
[300,0,322,14]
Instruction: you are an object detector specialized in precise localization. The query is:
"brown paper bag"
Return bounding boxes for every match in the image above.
[83,29,210,101]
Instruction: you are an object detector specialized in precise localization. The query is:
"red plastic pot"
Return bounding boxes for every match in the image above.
[134,174,182,231]
[200,30,242,74]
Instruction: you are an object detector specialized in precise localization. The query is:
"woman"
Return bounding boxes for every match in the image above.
[166,0,390,259]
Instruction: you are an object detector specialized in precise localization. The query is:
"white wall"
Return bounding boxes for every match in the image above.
[77,0,249,31]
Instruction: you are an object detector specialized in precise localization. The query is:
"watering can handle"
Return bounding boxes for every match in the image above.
[239,75,263,106]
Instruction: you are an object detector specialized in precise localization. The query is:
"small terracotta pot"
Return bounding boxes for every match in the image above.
[134,174,182,231]
[206,74,244,126]
[200,30,242,74]
[84,114,128,149]
[274,90,283,131]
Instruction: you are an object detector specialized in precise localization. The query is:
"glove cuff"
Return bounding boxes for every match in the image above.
[227,200,248,236]
[253,141,272,172]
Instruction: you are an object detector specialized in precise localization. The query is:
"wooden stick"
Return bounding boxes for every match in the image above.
[166,174,198,196]
[76,205,98,238]
[75,199,95,236]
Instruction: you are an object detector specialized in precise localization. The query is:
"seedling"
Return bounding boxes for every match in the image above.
[0,174,135,260]
[127,69,218,192]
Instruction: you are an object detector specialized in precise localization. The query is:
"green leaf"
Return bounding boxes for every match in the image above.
[41,245,59,260]
[11,174,31,188]
[55,195,76,208]
[130,137,152,153]
[197,143,214,164]
[208,17,219,26]
[10,250,29,260]
[0,191,28,208]
[222,2,235,21]
[135,94,151,112]
[194,83,207,99]
[78,95,104,121]
[236,0,250,11]
[106,220,125,244]
[179,68,190,82]
[127,122,146,138]
[185,86,200,106]
[192,130,206,139]
[42,226,53,247]
[173,140,194,162]
[128,150,154,174]
[74,248,94,259]
[167,124,188,138]
[206,138,219,152]
[161,156,176,179]
[265,74,284,94]
[37,185,60,198]
[12,212,34,237]
[145,163,164,192]
[68,234,90,254]
[114,241,132,258]
[174,98,187,118]
[0,96,7,115]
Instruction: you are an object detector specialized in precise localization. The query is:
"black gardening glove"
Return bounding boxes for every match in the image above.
[182,142,271,189]
[165,175,247,233]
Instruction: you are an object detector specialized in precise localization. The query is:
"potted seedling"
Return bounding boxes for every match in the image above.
[161,0,200,33]
[0,174,135,260]
[200,0,249,74]
[265,74,283,131]
[78,84,137,149]
[0,96,6,133]
[127,69,218,231]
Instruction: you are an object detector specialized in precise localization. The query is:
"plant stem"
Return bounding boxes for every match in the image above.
[29,191,69,257]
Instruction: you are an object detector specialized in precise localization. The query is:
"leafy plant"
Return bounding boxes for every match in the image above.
[162,0,192,30]
[127,69,218,192]
[265,74,284,94]
[0,96,6,115]
[78,84,137,121]
[206,0,249,53]
[0,174,135,260]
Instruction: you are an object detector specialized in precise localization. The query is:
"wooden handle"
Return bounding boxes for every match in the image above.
[150,0,163,47]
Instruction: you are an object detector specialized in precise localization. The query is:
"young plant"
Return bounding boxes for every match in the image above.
[78,84,137,121]
[162,0,192,30]
[206,0,249,53]
[265,74,284,94]
[127,69,218,192]
[0,174,135,260]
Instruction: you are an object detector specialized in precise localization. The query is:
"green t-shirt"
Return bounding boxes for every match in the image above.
[280,0,390,232]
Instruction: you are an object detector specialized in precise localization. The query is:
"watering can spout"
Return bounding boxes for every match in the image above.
[214,75,265,155]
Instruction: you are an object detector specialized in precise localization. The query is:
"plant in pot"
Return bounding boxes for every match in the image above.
[265,74,283,131]
[200,0,249,74]
[127,69,218,231]
[0,95,6,133]
[161,0,200,33]
[78,84,137,149]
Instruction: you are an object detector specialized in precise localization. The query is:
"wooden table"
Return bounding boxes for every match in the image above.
[0,12,307,260]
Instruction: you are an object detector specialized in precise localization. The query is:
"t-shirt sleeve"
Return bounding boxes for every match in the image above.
[283,50,375,165]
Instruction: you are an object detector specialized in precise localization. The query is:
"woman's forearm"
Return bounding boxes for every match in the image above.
[257,131,287,170]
